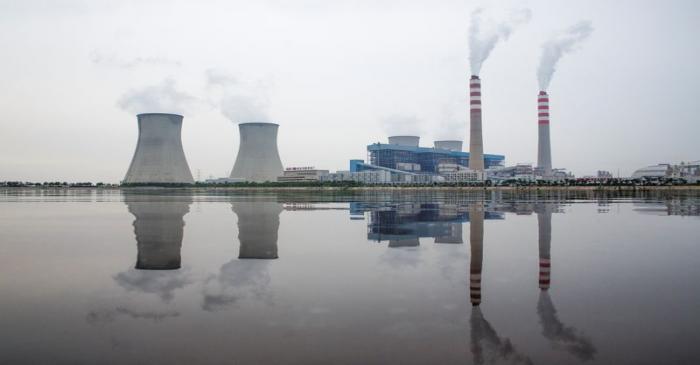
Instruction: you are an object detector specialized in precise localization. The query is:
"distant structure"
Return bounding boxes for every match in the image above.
[469,75,484,172]
[123,113,194,184]
[537,91,553,177]
[277,167,329,182]
[230,122,284,182]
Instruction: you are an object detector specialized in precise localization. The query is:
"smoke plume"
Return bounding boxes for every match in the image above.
[205,68,270,123]
[537,21,593,90]
[117,78,196,115]
[380,114,423,137]
[469,8,532,75]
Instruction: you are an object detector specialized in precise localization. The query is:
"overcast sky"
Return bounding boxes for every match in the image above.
[1,0,698,182]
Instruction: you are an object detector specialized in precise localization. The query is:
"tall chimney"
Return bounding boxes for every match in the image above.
[537,91,552,177]
[469,76,484,171]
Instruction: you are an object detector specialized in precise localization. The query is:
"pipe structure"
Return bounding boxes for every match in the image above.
[230,122,284,182]
[123,113,194,184]
[469,76,484,171]
[537,91,553,177]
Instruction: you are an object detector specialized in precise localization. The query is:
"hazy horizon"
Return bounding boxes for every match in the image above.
[1,0,698,182]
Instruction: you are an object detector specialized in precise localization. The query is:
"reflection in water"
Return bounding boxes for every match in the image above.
[468,202,534,364]
[114,193,193,302]
[536,205,597,361]
[201,200,282,311]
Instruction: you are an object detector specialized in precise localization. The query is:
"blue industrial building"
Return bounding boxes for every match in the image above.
[352,142,505,173]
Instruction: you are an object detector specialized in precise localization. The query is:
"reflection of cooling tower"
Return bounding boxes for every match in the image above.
[537,91,552,177]
[538,209,552,290]
[435,223,463,244]
[124,194,193,270]
[469,205,484,306]
[230,123,284,182]
[123,113,194,184]
[468,76,484,171]
[434,140,463,152]
[388,135,420,147]
[232,201,283,259]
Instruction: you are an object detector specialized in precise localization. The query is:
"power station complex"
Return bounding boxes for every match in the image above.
[122,75,566,184]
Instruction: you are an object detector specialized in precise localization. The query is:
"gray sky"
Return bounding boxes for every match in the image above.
[0,0,698,182]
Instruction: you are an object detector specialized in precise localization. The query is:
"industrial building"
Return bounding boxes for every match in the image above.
[631,162,700,182]
[230,122,284,182]
[277,167,329,182]
[123,113,194,184]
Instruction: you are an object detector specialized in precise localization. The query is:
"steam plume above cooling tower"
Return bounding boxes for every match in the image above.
[118,78,196,115]
[205,69,271,123]
[537,21,593,90]
[469,8,531,75]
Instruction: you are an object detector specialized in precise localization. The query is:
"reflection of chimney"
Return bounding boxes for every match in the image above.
[469,76,484,171]
[469,205,484,306]
[537,91,552,177]
[538,210,552,290]
[125,194,192,270]
[232,201,283,259]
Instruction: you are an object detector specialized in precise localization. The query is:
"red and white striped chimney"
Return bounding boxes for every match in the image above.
[537,91,552,177]
[538,210,552,290]
[469,205,484,305]
[469,76,485,172]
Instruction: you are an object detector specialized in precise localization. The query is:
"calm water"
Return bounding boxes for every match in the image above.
[1,189,699,365]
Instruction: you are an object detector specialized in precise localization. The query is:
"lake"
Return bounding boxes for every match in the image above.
[1,189,699,364]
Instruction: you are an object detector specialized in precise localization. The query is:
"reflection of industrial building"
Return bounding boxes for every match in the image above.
[232,201,283,259]
[123,113,194,184]
[351,202,504,246]
[230,122,284,183]
[124,193,193,270]
[277,167,329,182]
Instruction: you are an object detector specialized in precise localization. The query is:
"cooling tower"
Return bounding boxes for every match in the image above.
[388,135,420,147]
[123,113,194,184]
[537,91,553,177]
[230,123,284,182]
[434,140,463,152]
[232,201,282,259]
[468,76,484,171]
[469,204,484,306]
[124,194,193,270]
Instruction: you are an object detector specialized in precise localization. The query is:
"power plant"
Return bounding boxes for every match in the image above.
[468,75,484,172]
[123,113,194,184]
[230,122,284,183]
[537,91,553,177]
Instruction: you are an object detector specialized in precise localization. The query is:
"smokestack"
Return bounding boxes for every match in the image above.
[123,113,194,184]
[469,204,484,306]
[537,91,553,177]
[469,76,484,171]
[434,140,463,152]
[537,209,552,290]
[230,122,284,182]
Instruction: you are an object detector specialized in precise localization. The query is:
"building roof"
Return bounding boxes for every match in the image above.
[367,143,504,160]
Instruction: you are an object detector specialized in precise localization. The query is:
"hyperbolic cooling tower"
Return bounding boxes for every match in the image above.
[230,123,284,182]
[434,140,463,152]
[537,91,553,177]
[388,135,420,147]
[123,113,194,184]
[469,76,484,171]
[232,201,282,259]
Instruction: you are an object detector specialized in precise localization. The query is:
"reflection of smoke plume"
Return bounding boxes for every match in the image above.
[118,78,196,115]
[537,291,596,361]
[205,69,270,123]
[470,307,534,365]
[114,269,193,302]
[537,21,593,90]
[469,8,532,75]
[380,114,423,137]
[87,307,180,324]
[202,260,273,311]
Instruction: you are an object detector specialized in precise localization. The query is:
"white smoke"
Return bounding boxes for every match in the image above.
[469,8,532,75]
[537,21,593,91]
[117,78,197,115]
[380,114,423,137]
[205,68,271,123]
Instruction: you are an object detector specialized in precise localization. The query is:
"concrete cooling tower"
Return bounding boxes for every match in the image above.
[232,201,283,259]
[124,194,193,270]
[537,91,553,177]
[230,123,284,182]
[123,113,194,184]
[434,140,463,152]
[388,135,420,147]
[469,75,484,171]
